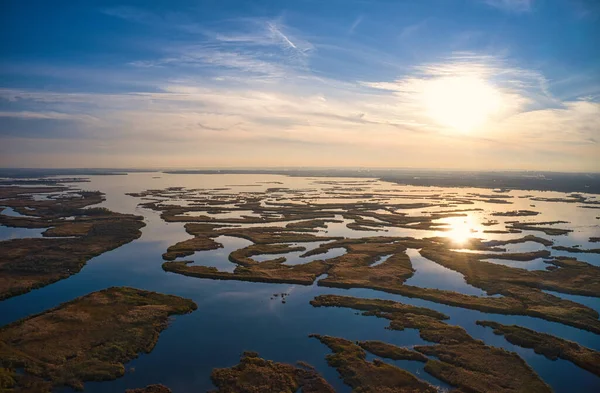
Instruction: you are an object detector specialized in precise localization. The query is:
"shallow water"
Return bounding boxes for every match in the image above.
[403,249,490,296]
[0,225,45,241]
[251,241,347,266]
[177,235,253,273]
[1,206,33,218]
[484,257,550,271]
[369,254,392,267]
[1,172,599,392]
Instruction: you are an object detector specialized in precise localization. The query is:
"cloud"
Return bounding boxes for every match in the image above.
[570,0,600,19]
[1,8,598,171]
[125,18,314,79]
[360,53,549,126]
[101,6,155,23]
[349,15,364,33]
[0,111,97,121]
[482,0,534,12]
[491,100,600,146]
[4,52,596,164]
[267,22,297,49]
[399,20,427,40]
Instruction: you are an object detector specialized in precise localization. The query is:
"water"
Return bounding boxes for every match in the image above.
[369,254,392,267]
[403,249,490,296]
[176,235,253,273]
[364,353,452,391]
[0,206,45,240]
[1,172,599,392]
[484,257,550,271]
[542,290,600,315]
[252,241,346,266]
[0,225,45,241]
[1,206,35,218]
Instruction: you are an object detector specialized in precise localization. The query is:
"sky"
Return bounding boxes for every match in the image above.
[0,0,599,171]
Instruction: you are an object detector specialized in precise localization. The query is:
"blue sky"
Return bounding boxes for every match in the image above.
[1,0,598,170]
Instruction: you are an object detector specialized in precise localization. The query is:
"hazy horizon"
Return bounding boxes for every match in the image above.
[1,166,600,174]
[1,0,599,171]
[2,4,600,391]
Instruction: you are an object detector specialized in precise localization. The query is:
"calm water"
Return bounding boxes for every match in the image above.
[1,172,599,392]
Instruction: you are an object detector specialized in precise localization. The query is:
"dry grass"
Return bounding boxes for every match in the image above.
[0,287,196,392]
[210,351,334,393]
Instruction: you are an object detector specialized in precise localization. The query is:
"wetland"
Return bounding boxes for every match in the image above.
[0,172,598,392]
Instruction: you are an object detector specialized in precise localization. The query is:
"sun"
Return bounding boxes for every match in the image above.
[439,215,479,245]
[422,76,503,132]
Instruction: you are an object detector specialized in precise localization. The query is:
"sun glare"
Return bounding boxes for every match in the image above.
[442,216,478,245]
[422,76,503,132]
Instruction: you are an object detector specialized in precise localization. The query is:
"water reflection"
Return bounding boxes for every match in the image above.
[436,215,480,245]
[403,249,490,296]
[1,172,599,392]
[176,235,252,273]
[0,226,45,241]
[484,257,549,271]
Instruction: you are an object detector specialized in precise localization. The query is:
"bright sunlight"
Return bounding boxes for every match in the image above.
[440,215,479,245]
[422,76,503,132]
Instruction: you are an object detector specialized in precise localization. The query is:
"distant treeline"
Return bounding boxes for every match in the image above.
[164,168,600,194]
[1,167,597,194]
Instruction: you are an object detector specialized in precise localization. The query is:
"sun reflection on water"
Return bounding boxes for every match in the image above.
[441,215,479,245]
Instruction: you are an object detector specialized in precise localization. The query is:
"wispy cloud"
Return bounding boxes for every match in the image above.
[399,20,428,40]
[349,15,364,33]
[570,0,600,19]
[267,22,297,49]
[0,111,97,122]
[1,5,598,170]
[361,53,552,119]
[125,17,314,79]
[101,6,155,23]
[482,0,534,12]
[3,52,596,160]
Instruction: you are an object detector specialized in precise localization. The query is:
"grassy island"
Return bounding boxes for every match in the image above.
[0,287,196,392]
[310,335,437,393]
[311,295,551,393]
[210,351,334,393]
[0,186,145,300]
[126,385,172,393]
[477,321,600,377]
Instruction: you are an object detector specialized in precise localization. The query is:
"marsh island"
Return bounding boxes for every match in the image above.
[0,172,598,392]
